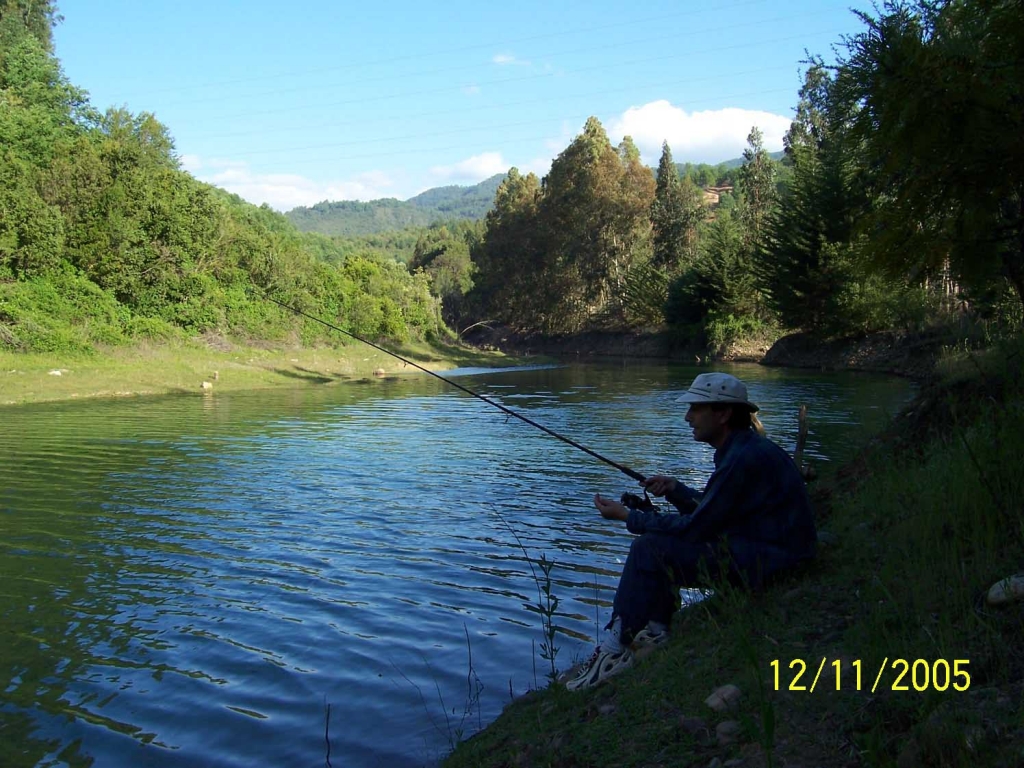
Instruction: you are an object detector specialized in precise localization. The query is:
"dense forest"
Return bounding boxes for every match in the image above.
[0,0,443,354]
[2,0,1021,357]
[413,0,1022,348]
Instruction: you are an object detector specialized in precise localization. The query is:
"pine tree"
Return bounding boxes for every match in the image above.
[757,64,899,336]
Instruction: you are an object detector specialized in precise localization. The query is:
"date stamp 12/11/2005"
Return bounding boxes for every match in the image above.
[770,658,971,693]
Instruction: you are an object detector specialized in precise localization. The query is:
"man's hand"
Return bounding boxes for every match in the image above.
[594,493,629,522]
[642,475,678,497]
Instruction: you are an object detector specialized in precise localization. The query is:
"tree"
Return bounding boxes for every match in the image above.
[757,63,907,336]
[758,64,860,333]
[0,31,90,168]
[537,117,654,331]
[538,117,622,330]
[467,167,543,328]
[0,0,60,53]
[668,208,759,326]
[409,224,478,326]
[0,156,64,276]
[651,142,705,272]
[99,107,177,174]
[839,0,1024,313]
[737,127,778,247]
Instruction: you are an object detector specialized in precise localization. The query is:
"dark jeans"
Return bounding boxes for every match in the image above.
[611,533,753,641]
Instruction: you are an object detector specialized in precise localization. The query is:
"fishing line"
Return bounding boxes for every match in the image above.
[263,294,647,483]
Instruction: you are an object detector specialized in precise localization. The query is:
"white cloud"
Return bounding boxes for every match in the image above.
[462,84,481,96]
[192,162,398,210]
[429,152,508,183]
[607,100,792,164]
[492,53,530,66]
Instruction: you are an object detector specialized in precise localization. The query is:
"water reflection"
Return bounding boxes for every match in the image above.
[0,362,914,766]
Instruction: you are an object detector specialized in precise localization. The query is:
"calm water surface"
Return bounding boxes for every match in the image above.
[0,362,914,767]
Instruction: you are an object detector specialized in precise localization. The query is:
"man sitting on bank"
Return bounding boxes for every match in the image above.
[566,372,817,692]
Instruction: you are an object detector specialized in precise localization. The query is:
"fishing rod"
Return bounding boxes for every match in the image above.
[263,293,648,484]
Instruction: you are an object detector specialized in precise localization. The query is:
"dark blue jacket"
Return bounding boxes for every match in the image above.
[625,429,817,578]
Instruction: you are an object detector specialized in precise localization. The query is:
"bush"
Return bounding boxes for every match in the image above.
[125,315,181,342]
[0,269,127,352]
[704,312,776,356]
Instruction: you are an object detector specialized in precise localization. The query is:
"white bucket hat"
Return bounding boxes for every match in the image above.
[676,372,759,412]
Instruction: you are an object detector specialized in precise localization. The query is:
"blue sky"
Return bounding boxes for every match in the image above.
[53,0,873,211]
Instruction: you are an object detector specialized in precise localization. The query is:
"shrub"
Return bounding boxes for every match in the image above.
[125,315,182,342]
[0,269,127,352]
[705,312,775,356]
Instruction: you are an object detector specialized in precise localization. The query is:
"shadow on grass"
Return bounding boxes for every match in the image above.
[392,340,549,369]
[270,366,337,384]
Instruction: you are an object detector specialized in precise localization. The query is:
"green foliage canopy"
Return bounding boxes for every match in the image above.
[838,0,1024,312]
[0,13,441,353]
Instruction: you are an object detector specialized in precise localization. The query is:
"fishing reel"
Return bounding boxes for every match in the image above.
[620,490,660,513]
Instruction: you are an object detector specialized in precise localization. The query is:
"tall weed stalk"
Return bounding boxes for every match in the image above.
[492,509,562,686]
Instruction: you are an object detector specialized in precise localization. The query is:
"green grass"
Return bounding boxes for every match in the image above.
[0,335,535,406]
[443,337,1024,768]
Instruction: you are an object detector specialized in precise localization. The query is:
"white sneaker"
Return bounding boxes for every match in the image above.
[565,647,634,692]
[631,628,668,650]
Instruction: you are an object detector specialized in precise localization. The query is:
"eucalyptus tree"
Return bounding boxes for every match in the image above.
[468,167,543,328]
[538,117,654,331]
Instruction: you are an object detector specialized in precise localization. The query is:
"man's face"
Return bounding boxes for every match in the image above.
[685,403,726,445]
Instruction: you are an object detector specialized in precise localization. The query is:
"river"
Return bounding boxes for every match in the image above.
[0,361,914,767]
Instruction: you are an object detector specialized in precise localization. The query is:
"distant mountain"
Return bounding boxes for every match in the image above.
[286,174,504,236]
[286,198,436,237]
[406,174,504,218]
[675,151,786,180]
[287,152,787,238]
[719,150,785,169]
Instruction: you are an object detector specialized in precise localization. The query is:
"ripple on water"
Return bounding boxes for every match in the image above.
[0,364,915,766]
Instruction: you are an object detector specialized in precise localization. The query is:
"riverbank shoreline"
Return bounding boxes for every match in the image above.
[0,335,530,406]
[464,325,949,382]
[4,325,947,407]
[443,337,1024,768]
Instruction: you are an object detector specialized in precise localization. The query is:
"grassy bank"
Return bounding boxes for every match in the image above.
[0,336,525,406]
[444,339,1024,768]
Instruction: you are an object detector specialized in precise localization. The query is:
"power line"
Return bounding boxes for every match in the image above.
[185,87,797,171]
[188,64,799,143]
[206,89,796,160]
[149,7,842,111]
[174,28,839,124]
[106,0,775,98]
